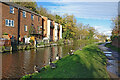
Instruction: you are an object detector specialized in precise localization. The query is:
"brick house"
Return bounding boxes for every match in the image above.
[50,20,55,41]
[42,16,62,42]
[0,1,62,43]
[1,2,19,39]
[0,2,43,43]
[42,16,47,37]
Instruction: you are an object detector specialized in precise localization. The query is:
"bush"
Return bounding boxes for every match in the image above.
[29,39,34,44]
[38,42,44,46]
[3,33,8,35]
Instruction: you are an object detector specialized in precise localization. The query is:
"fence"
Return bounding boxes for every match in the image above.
[0,40,11,46]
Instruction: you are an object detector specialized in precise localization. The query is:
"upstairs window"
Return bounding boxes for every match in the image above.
[32,24,34,26]
[10,6,14,14]
[24,25,27,31]
[5,19,14,27]
[31,14,34,20]
[5,19,9,26]
[23,11,26,18]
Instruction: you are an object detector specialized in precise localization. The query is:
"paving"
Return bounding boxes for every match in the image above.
[98,42,120,79]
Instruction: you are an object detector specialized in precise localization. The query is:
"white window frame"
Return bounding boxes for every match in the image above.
[11,20,14,27]
[31,14,34,20]
[5,19,9,26]
[24,25,27,32]
[23,11,26,18]
[5,19,14,27]
[10,6,14,14]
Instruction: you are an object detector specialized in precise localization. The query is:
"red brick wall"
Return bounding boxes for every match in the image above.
[19,10,42,39]
[0,3,2,38]
[1,3,43,40]
[2,3,18,38]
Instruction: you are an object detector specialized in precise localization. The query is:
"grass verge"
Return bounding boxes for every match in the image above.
[21,44,109,79]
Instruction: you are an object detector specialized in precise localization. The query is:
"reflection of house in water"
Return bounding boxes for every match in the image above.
[43,47,51,65]
[50,21,54,41]
[50,46,58,61]
[2,54,13,78]
[23,50,37,73]
[24,50,31,67]
[34,48,44,67]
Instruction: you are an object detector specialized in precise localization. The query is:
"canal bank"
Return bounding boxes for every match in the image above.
[21,44,110,79]
[98,42,120,78]
[2,42,81,78]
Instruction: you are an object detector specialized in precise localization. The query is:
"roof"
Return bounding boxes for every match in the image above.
[1,1,41,16]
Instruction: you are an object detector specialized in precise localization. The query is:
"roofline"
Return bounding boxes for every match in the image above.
[1,1,42,17]
[0,1,61,25]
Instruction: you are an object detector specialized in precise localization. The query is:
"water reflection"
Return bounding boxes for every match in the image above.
[2,44,80,78]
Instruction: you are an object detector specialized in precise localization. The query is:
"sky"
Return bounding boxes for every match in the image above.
[36,1,119,36]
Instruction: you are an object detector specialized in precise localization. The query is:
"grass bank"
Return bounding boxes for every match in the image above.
[21,44,109,79]
[105,43,120,53]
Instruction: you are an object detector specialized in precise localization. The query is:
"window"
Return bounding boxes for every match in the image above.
[32,24,34,26]
[10,6,14,14]
[5,19,9,26]
[11,20,14,27]
[24,25,27,31]
[23,11,26,18]
[5,19,14,27]
[31,14,34,20]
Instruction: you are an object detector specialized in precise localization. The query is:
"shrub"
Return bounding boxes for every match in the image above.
[38,42,44,46]
[29,39,34,44]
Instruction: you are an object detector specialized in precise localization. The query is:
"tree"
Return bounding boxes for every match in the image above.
[15,2,39,13]
[55,15,63,24]
[37,6,48,17]
[88,26,96,39]
[62,14,77,39]
[110,16,120,41]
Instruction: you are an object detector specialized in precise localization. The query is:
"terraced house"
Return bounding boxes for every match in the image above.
[0,1,62,44]
[0,2,43,42]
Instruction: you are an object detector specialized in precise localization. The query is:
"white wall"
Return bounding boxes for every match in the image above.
[47,20,50,39]
[25,37,31,44]
[60,25,62,39]
[54,23,58,42]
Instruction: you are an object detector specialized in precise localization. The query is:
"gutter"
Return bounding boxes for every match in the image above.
[17,8,20,44]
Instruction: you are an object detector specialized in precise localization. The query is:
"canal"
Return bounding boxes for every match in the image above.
[2,42,84,78]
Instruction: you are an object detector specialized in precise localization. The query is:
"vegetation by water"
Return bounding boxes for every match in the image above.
[21,44,109,79]
[105,43,120,53]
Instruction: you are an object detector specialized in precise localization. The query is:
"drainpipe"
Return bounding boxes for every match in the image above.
[42,18,44,39]
[17,8,20,44]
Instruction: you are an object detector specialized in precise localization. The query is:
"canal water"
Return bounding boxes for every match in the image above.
[2,42,84,78]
